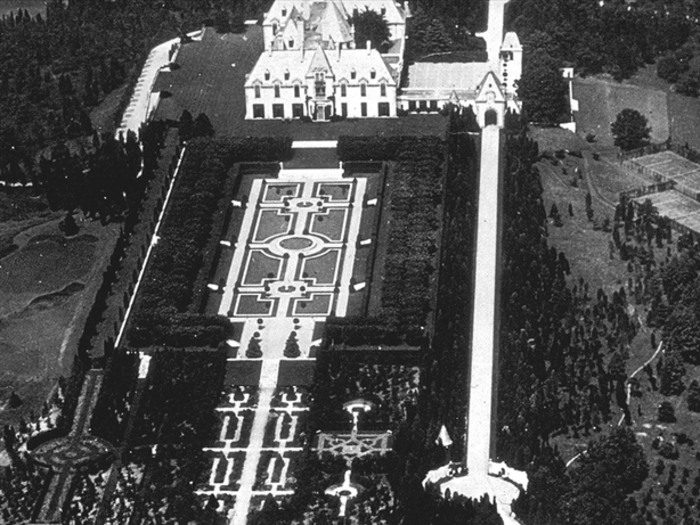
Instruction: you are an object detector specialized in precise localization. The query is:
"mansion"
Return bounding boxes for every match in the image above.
[244,0,522,126]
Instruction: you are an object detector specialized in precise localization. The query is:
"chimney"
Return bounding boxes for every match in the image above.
[366,40,371,54]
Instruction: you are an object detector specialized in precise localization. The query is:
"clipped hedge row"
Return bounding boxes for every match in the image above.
[337,135,435,161]
[128,137,292,347]
[323,316,425,347]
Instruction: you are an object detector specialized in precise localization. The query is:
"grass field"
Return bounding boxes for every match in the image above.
[0,217,118,448]
[573,77,669,147]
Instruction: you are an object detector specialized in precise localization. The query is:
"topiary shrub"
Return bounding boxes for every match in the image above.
[246,336,263,358]
[283,331,300,358]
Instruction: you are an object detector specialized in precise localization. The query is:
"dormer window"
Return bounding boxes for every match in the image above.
[265,70,270,81]
[351,69,356,80]
[288,38,294,48]
[284,69,290,81]
[381,6,386,15]
[370,69,376,80]
[282,7,287,16]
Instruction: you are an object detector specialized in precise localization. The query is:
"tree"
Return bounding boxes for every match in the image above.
[659,352,685,396]
[688,380,700,412]
[63,211,79,236]
[193,112,215,138]
[517,49,569,126]
[561,427,648,525]
[284,331,300,358]
[351,9,391,53]
[611,109,651,151]
[178,110,194,143]
[658,401,676,423]
[657,54,684,83]
[214,10,230,33]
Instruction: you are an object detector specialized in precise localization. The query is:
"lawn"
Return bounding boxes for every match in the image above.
[0,216,119,451]
[309,209,347,242]
[300,249,341,285]
[0,234,98,297]
[277,360,315,386]
[253,209,294,242]
[573,77,669,146]
[242,249,283,285]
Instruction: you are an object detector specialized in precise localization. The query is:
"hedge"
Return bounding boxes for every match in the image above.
[128,136,292,347]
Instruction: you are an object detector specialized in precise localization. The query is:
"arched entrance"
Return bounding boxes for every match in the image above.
[485,109,498,127]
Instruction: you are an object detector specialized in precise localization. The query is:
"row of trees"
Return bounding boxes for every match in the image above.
[495,117,651,525]
[128,136,292,347]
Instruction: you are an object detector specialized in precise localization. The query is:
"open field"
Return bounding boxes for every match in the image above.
[0,217,118,447]
[574,77,669,147]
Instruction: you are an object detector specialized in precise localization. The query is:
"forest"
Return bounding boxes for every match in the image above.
[507,0,700,86]
[0,0,268,186]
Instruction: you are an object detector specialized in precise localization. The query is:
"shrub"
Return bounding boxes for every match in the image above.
[658,401,676,423]
[659,442,679,460]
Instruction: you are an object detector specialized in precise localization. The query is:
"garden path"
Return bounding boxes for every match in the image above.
[195,145,369,524]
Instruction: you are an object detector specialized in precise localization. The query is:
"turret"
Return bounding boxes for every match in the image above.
[499,32,522,96]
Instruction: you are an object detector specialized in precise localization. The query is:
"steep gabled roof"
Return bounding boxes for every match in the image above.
[306,46,333,76]
[501,32,522,51]
[318,0,353,44]
[475,70,505,102]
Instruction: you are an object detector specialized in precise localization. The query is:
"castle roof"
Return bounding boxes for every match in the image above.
[405,62,493,92]
[245,46,396,86]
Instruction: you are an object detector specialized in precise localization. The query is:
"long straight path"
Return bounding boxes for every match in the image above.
[466,125,502,476]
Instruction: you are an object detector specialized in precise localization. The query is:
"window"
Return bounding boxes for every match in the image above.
[380,83,386,97]
[419,100,428,111]
[264,70,270,81]
[378,102,390,116]
[288,38,294,48]
[360,83,366,97]
[361,102,367,117]
[341,103,347,117]
[408,100,416,111]
[294,84,300,98]
[315,73,326,97]
[253,104,265,118]
[281,7,287,16]
[273,104,284,118]
[351,69,356,80]
[292,103,304,118]
[254,84,261,98]
[430,100,438,111]
[284,69,290,81]
[272,23,278,35]
[274,84,280,98]
[341,83,347,97]
[370,69,376,80]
